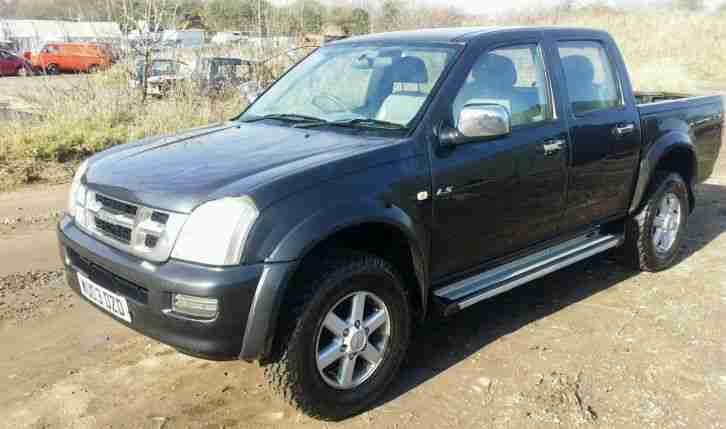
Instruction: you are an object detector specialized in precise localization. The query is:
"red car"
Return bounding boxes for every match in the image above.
[0,49,32,76]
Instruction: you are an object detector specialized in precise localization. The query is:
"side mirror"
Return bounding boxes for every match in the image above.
[439,104,511,147]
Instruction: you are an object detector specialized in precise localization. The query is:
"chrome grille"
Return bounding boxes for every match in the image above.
[80,190,188,263]
[94,217,132,243]
[95,193,138,216]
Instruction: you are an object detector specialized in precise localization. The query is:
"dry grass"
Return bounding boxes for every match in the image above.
[0,64,246,190]
[483,8,726,92]
[1,8,724,190]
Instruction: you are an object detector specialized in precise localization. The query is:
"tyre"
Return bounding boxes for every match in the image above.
[622,171,689,272]
[45,64,59,75]
[264,251,412,420]
[16,67,29,77]
[87,65,99,74]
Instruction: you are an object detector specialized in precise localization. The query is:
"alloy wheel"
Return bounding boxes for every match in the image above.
[315,291,391,390]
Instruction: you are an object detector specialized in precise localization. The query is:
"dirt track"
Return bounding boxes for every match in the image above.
[1,99,726,428]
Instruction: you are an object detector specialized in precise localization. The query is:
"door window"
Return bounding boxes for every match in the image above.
[452,44,551,128]
[557,41,621,114]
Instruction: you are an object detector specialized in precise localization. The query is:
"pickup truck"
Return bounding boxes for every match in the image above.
[57,27,723,420]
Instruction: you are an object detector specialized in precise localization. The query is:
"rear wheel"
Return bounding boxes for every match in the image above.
[622,171,689,271]
[45,64,59,75]
[16,67,29,77]
[87,65,99,74]
[264,251,411,420]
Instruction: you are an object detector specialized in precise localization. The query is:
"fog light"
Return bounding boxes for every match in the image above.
[172,294,218,319]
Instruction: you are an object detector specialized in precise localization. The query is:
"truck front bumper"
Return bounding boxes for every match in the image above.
[57,215,294,361]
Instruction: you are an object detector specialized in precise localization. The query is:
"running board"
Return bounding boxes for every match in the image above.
[434,231,624,315]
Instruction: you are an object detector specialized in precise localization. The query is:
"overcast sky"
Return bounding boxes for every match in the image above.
[329,0,725,15]
[452,0,724,14]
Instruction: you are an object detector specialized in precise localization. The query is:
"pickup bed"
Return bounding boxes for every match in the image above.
[57,26,724,420]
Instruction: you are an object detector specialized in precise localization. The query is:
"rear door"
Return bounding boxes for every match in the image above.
[429,31,570,279]
[548,33,641,233]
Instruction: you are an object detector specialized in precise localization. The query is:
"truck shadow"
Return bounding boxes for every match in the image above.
[376,181,726,410]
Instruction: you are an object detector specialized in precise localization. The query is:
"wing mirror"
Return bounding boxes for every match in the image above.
[439,104,511,147]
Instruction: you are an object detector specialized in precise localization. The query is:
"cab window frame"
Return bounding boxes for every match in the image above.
[449,41,557,132]
[555,38,626,117]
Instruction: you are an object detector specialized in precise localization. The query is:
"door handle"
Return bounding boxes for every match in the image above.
[542,139,566,156]
[612,123,635,137]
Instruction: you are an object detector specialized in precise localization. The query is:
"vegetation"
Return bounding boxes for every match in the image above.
[0,68,245,189]
[1,3,725,190]
[484,6,726,91]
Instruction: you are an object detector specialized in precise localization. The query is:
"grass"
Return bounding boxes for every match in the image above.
[484,7,726,92]
[0,64,246,190]
[1,7,724,190]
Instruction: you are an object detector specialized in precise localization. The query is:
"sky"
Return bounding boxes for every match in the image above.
[450,0,724,14]
[331,0,725,15]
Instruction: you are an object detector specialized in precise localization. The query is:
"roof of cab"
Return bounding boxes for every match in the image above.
[331,26,607,45]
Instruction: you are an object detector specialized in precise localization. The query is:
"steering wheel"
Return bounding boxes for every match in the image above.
[312,94,350,114]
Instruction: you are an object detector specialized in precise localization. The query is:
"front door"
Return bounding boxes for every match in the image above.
[550,37,642,233]
[429,36,570,280]
[0,51,11,75]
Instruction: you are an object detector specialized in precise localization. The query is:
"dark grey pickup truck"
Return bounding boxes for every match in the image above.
[57,26,723,419]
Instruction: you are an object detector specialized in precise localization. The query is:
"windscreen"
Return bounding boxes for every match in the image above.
[242,43,457,127]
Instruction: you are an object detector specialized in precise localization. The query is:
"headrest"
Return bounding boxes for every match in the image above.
[472,53,517,89]
[561,55,595,84]
[391,56,428,84]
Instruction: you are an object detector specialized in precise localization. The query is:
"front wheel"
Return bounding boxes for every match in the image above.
[622,171,689,272]
[264,251,411,420]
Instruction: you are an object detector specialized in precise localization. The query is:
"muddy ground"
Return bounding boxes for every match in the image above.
[1,90,725,428]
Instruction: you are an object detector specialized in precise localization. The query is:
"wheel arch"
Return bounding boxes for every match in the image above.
[629,131,697,214]
[254,203,429,361]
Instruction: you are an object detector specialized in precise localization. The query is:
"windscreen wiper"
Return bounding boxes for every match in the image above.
[240,113,327,124]
[294,117,407,130]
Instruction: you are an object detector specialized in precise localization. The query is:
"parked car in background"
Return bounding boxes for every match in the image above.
[130,58,190,96]
[192,57,260,96]
[0,49,32,77]
[28,42,113,74]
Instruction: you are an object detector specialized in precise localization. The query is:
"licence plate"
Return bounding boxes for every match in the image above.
[78,273,132,323]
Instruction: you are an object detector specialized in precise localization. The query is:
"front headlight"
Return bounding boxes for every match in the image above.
[67,160,89,219]
[171,196,259,266]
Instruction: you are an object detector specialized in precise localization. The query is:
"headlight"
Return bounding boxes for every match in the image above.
[171,196,259,266]
[67,160,89,219]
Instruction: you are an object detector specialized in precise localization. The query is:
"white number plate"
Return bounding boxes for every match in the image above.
[78,273,132,323]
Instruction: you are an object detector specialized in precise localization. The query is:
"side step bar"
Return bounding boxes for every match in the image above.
[434,232,624,315]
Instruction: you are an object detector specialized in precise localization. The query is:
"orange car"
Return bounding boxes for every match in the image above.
[29,43,112,74]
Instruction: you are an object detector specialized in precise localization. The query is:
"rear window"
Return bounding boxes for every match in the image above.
[557,41,621,114]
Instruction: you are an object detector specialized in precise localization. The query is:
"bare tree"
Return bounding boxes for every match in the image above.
[119,0,181,102]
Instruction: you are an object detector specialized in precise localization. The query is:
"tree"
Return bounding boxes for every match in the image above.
[349,8,370,34]
[290,0,324,33]
[119,0,184,101]
[377,0,402,32]
[672,0,704,11]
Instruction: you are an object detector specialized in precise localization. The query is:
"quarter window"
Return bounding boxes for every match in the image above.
[452,44,551,128]
[557,41,620,114]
